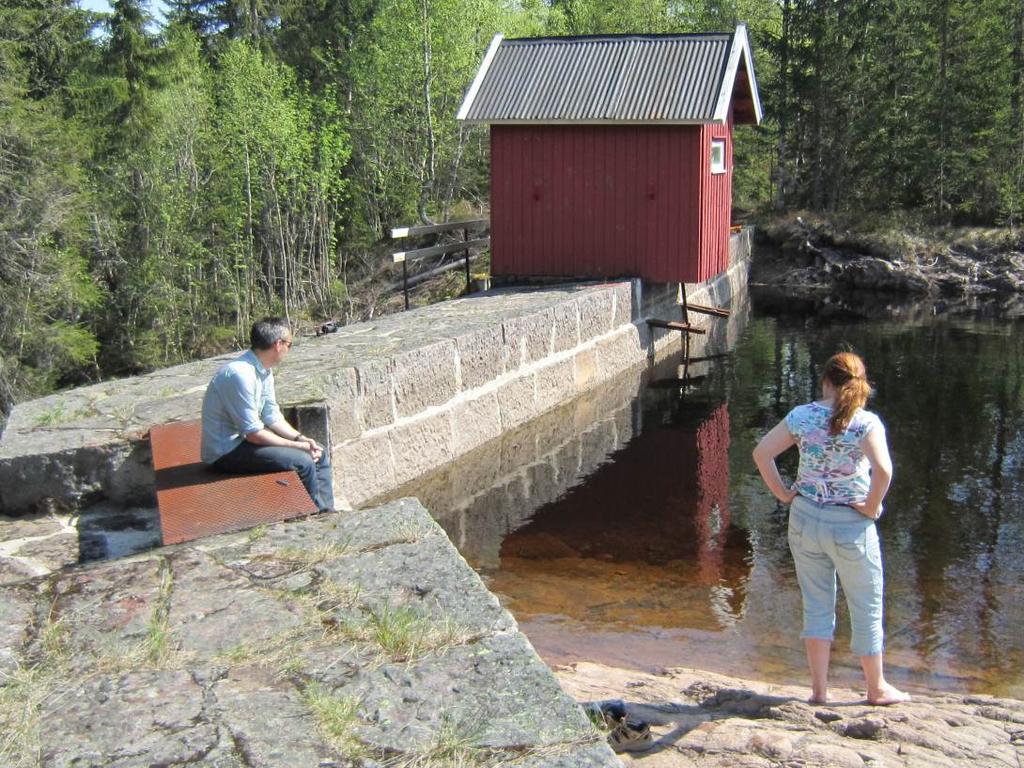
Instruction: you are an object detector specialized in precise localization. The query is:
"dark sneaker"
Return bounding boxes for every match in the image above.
[606,717,654,753]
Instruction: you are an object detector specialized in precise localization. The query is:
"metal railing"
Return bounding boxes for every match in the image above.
[390,218,490,310]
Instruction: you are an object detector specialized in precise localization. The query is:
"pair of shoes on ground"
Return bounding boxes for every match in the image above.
[588,700,654,753]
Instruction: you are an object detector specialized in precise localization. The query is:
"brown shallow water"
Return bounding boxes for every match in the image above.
[390,290,1024,699]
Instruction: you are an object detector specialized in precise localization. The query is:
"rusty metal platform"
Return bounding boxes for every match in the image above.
[150,420,317,545]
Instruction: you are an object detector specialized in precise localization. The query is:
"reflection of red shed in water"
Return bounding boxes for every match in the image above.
[458,26,762,283]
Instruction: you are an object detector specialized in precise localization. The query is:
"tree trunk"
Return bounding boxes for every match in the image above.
[937,0,950,217]
[1013,3,1024,228]
[419,0,436,225]
[774,0,791,212]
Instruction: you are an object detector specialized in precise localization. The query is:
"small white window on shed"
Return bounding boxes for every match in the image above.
[710,140,726,174]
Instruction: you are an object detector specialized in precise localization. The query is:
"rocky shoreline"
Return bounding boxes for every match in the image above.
[556,661,1024,767]
[753,215,1024,297]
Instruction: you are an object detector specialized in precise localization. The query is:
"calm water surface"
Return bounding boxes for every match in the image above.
[418,290,1024,699]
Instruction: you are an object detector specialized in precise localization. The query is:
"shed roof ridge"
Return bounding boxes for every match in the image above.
[503,32,733,44]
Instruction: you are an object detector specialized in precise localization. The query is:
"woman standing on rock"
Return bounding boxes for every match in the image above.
[753,352,910,706]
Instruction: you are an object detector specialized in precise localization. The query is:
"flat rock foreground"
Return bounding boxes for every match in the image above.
[2,500,1022,767]
[0,500,618,767]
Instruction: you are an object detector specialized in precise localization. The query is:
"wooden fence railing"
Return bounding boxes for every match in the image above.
[390,218,490,310]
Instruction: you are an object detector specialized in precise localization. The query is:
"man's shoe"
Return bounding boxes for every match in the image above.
[606,716,654,753]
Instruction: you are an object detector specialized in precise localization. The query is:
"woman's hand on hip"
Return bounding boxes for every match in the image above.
[850,501,882,520]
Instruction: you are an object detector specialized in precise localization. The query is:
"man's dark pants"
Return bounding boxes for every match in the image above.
[213,442,336,511]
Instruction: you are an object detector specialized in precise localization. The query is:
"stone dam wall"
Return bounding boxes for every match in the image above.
[0,228,752,516]
[0,232,750,767]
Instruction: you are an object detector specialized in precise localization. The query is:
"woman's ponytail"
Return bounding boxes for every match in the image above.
[824,352,872,435]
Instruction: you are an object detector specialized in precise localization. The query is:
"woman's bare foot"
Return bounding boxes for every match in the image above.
[807,696,828,705]
[867,683,911,706]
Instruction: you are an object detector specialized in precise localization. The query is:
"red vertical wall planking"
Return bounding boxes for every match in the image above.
[697,114,734,279]
[491,123,729,283]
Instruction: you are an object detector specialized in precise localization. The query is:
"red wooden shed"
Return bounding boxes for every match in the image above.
[458,26,762,284]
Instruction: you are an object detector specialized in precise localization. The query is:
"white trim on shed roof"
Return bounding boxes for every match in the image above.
[457,25,762,126]
[456,33,504,122]
[713,24,762,124]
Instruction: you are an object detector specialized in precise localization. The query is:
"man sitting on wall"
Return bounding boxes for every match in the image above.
[201,317,336,512]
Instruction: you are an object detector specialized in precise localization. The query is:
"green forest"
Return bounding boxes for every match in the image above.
[1,0,1022,413]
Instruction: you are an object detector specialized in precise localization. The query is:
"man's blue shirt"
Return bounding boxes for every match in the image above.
[200,349,285,463]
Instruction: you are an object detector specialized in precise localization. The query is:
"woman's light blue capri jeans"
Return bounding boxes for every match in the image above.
[788,495,884,657]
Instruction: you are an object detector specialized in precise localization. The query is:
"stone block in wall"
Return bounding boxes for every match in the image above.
[105,441,156,507]
[683,281,712,308]
[0,443,151,514]
[497,374,537,432]
[390,464,457,525]
[639,281,680,319]
[611,280,638,328]
[577,291,615,343]
[389,411,454,487]
[503,310,554,369]
[427,496,464,549]
[393,340,459,419]
[595,325,644,378]
[455,326,505,392]
[686,327,712,360]
[290,406,330,452]
[573,348,598,393]
[354,359,396,431]
[322,369,361,442]
[535,359,575,415]
[551,300,581,353]
[451,392,502,456]
[335,433,395,508]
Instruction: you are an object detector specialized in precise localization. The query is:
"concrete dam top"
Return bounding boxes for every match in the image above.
[0,281,640,514]
[0,229,751,516]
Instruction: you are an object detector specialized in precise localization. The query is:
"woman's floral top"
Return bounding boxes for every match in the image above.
[784,402,883,504]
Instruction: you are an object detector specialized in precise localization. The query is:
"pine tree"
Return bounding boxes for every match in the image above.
[0,0,102,404]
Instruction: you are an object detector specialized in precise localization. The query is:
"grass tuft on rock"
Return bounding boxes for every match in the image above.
[345,603,473,663]
[304,682,366,758]
[381,713,508,767]
[0,666,52,768]
[145,558,176,666]
[277,539,352,569]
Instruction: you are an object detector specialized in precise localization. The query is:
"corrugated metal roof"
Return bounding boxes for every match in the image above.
[461,34,733,124]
